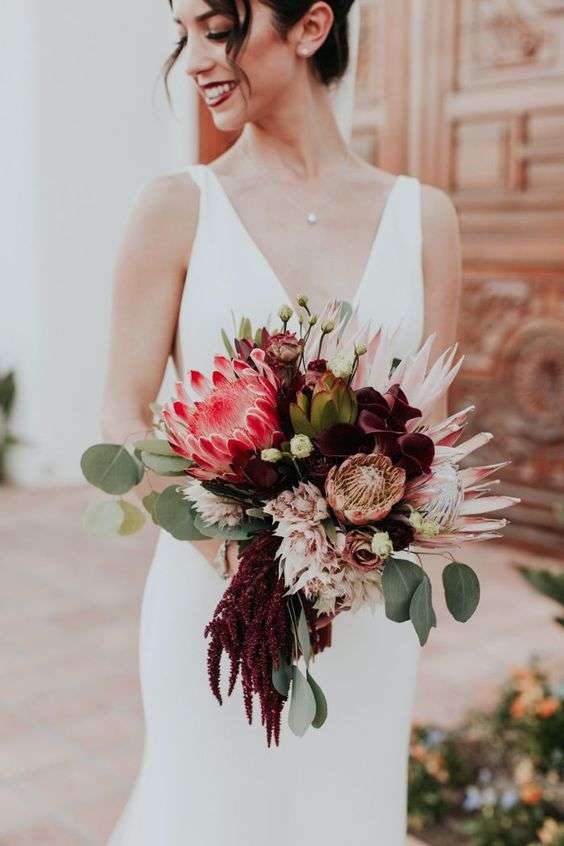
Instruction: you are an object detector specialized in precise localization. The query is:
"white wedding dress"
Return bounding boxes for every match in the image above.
[108,162,425,845]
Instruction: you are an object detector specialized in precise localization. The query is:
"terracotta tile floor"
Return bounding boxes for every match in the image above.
[0,485,562,844]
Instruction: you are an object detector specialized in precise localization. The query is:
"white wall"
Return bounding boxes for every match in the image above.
[1,0,197,485]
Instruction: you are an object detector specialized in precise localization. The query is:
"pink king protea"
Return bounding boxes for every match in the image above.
[162,348,284,482]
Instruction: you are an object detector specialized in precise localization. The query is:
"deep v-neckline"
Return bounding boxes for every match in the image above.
[202,164,402,309]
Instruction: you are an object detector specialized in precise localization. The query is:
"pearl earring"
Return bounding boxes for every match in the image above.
[299,46,310,56]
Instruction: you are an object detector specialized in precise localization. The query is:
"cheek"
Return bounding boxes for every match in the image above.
[240,21,292,95]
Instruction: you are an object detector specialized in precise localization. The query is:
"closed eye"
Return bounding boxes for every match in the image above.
[174,29,232,49]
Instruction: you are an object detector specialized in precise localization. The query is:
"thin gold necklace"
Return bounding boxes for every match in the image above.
[238,141,353,227]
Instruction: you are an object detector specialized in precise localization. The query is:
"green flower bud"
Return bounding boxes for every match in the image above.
[261,448,283,463]
[321,320,335,334]
[371,531,394,559]
[296,293,309,307]
[290,434,314,459]
[278,305,293,322]
[309,314,318,326]
[354,342,368,356]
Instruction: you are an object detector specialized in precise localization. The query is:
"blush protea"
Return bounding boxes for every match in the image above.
[162,348,284,482]
[325,452,406,525]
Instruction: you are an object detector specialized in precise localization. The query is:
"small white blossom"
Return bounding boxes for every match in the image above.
[371,531,394,559]
[409,509,440,539]
[261,448,283,463]
[278,304,293,322]
[290,434,313,459]
[327,352,354,379]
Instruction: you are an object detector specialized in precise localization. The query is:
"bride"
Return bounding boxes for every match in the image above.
[101,0,461,842]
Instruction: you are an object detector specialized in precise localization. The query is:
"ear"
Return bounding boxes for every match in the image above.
[289,1,335,55]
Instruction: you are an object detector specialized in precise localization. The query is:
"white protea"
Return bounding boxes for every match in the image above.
[182,478,245,530]
[263,480,328,528]
[273,523,332,591]
[339,567,384,614]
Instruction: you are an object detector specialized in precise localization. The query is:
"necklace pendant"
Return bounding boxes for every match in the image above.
[307,211,318,225]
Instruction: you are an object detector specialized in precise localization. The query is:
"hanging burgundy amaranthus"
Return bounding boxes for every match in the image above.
[204,532,290,747]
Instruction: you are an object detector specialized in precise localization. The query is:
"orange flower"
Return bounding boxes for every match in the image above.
[520,784,543,806]
[536,697,559,719]
[510,696,528,719]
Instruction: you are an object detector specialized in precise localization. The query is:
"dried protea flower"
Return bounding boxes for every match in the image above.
[325,452,406,525]
[265,331,303,365]
[263,480,328,528]
[182,478,245,529]
[341,529,383,572]
[305,358,327,389]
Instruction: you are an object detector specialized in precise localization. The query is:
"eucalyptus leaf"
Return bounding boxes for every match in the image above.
[288,665,316,738]
[140,451,193,476]
[81,444,144,495]
[245,507,266,519]
[271,652,292,698]
[409,574,437,646]
[442,561,481,623]
[382,557,424,623]
[155,485,208,541]
[307,669,328,729]
[322,517,338,545]
[142,491,160,525]
[297,608,311,664]
[82,500,124,537]
[132,438,175,456]
[117,500,146,535]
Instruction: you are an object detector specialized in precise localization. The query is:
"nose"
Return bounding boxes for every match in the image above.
[183,37,215,80]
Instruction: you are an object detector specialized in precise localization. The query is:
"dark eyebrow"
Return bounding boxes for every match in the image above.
[173,9,217,24]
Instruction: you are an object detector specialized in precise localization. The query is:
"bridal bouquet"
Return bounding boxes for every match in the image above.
[81,296,518,747]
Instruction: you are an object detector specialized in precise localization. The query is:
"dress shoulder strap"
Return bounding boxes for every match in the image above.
[392,175,422,255]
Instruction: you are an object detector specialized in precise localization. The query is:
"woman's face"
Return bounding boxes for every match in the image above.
[171,0,315,131]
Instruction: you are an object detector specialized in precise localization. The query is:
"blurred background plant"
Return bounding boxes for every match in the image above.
[408,663,564,845]
[0,369,18,484]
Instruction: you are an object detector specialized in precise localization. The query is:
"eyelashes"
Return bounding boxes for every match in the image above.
[174,29,232,50]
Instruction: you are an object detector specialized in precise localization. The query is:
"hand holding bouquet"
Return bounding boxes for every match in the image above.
[81,296,518,747]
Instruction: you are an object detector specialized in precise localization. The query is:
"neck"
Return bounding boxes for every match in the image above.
[237,76,349,181]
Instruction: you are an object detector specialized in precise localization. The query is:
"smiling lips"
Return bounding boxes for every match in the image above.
[201,80,239,106]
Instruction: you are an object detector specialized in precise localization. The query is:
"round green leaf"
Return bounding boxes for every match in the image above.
[142,491,160,525]
[307,669,328,729]
[117,500,146,535]
[82,500,124,537]
[382,557,424,623]
[297,608,311,664]
[193,514,264,540]
[81,444,144,494]
[288,665,316,738]
[272,652,292,698]
[409,575,437,646]
[442,561,480,623]
[155,485,207,541]
[132,437,175,456]
[140,451,193,476]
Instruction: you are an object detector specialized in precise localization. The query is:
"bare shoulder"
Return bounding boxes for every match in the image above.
[420,183,460,247]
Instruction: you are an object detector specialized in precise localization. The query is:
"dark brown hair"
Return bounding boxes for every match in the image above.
[163,0,354,105]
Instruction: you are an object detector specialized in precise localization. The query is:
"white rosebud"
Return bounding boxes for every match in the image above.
[354,342,368,356]
[290,434,313,459]
[296,293,309,307]
[261,448,283,463]
[371,531,394,559]
[278,305,293,322]
[327,352,354,379]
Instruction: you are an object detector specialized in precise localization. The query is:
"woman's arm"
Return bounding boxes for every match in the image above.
[420,184,463,425]
[100,171,227,568]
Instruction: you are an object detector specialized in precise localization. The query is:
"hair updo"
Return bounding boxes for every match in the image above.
[163,0,356,103]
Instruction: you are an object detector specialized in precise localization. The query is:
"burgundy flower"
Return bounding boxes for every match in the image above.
[305,358,328,389]
[378,516,415,551]
[394,432,435,477]
[265,331,303,366]
[314,423,370,458]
